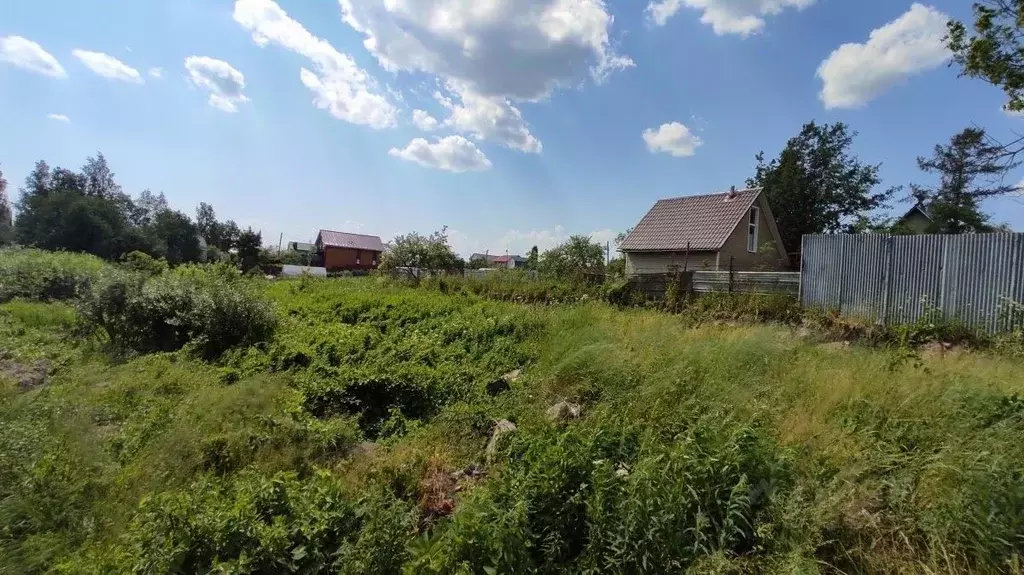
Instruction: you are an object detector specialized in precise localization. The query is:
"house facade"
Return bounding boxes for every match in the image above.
[469,253,527,269]
[894,204,932,234]
[315,230,385,271]
[619,187,789,274]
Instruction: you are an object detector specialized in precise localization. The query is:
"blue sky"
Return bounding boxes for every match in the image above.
[2,0,1022,257]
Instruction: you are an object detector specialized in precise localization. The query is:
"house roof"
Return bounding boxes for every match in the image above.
[492,255,525,263]
[619,188,763,252]
[898,203,932,223]
[317,230,385,252]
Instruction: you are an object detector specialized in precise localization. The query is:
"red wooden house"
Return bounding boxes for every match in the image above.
[315,229,385,271]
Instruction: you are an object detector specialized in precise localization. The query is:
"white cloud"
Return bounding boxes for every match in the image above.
[646,0,815,35]
[435,84,542,153]
[47,113,70,123]
[643,122,703,157]
[817,4,949,110]
[148,67,164,79]
[411,109,439,131]
[71,49,143,83]
[340,0,632,102]
[233,0,398,129]
[0,36,66,78]
[184,56,250,112]
[388,135,492,172]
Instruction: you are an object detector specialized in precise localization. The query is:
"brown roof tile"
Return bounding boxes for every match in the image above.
[317,230,385,252]
[619,188,761,252]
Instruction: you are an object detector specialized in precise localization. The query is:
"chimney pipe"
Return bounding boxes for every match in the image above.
[725,185,737,200]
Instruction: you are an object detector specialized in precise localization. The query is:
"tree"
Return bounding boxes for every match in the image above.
[236,227,263,271]
[948,1,1024,113]
[0,164,11,245]
[525,245,539,270]
[747,121,892,259]
[539,235,605,278]
[132,190,169,226]
[912,127,1017,233]
[148,209,203,265]
[379,227,461,273]
[81,152,121,198]
[218,220,240,252]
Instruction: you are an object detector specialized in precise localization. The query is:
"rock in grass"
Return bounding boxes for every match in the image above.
[1,359,50,390]
[486,369,522,396]
[546,401,582,423]
[485,420,517,462]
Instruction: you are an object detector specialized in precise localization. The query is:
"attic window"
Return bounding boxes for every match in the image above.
[746,207,759,253]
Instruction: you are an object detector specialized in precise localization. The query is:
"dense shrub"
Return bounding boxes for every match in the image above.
[118,250,168,276]
[416,272,602,304]
[68,471,414,574]
[77,263,276,357]
[0,248,107,303]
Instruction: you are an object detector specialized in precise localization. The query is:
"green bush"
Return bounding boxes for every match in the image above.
[68,471,414,574]
[0,248,107,303]
[119,250,168,276]
[77,263,276,357]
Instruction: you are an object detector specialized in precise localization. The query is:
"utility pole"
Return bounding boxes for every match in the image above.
[278,232,283,252]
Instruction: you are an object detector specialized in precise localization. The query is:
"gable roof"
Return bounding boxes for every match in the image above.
[620,188,764,252]
[316,230,385,252]
[897,203,932,223]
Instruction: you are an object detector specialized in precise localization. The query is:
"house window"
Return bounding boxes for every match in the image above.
[356,249,362,265]
[746,207,759,253]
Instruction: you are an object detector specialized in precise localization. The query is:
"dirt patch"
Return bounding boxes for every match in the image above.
[0,358,51,390]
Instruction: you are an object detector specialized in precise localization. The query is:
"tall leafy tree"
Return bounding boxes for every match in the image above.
[236,227,263,271]
[948,1,1024,113]
[913,127,1017,233]
[0,164,11,245]
[540,235,605,278]
[148,209,202,265]
[380,227,461,273]
[747,121,891,258]
[132,190,170,226]
[81,153,121,198]
[525,245,539,270]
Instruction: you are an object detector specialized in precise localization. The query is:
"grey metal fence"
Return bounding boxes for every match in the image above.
[801,233,1024,332]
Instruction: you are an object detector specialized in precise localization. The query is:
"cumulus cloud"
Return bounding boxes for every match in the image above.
[0,36,66,78]
[643,122,703,157]
[817,4,949,109]
[435,84,542,153]
[412,109,439,131]
[340,0,632,102]
[72,49,143,83]
[184,56,249,112]
[233,0,397,129]
[646,0,815,35]
[339,0,631,152]
[388,135,492,172]
[148,67,164,79]
[47,113,70,123]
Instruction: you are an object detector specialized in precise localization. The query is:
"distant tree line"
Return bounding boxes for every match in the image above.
[0,153,265,270]
[380,227,606,280]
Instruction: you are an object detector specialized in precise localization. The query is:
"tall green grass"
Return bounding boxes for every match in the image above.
[1,274,1023,573]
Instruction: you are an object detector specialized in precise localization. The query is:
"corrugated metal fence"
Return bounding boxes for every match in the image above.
[801,233,1024,332]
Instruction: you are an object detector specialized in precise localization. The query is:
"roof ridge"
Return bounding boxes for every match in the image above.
[319,229,382,238]
[658,186,762,203]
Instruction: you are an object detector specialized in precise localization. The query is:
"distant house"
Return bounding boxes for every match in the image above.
[315,230,385,271]
[894,203,933,234]
[619,187,789,274]
[470,253,527,269]
[287,241,315,254]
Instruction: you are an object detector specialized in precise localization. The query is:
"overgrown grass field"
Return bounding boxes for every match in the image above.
[1,252,1023,573]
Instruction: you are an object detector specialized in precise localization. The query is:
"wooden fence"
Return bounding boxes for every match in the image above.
[692,271,800,295]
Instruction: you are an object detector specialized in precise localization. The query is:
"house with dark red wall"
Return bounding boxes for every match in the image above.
[315,229,385,271]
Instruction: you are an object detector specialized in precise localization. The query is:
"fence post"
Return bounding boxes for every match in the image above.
[729,256,735,293]
[880,236,893,325]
